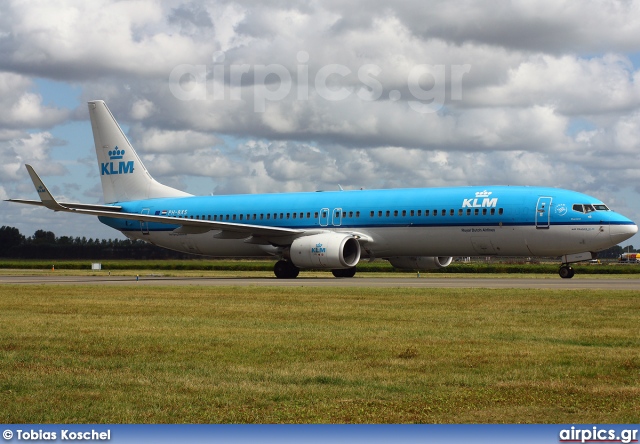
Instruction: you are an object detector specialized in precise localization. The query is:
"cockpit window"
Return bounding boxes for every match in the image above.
[573,203,610,213]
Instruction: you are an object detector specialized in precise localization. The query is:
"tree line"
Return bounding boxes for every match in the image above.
[0,226,194,260]
[1,225,635,261]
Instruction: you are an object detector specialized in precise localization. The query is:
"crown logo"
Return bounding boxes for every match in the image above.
[475,190,492,198]
[37,185,46,193]
[108,146,125,160]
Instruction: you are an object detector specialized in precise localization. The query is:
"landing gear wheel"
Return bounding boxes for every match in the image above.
[559,265,575,279]
[274,260,299,279]
[332,267,357,278]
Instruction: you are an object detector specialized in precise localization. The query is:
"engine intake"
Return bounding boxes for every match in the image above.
[288,233,361,269]
[388,256,453,270]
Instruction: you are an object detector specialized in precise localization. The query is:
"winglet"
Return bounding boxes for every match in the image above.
[25,164,68,211]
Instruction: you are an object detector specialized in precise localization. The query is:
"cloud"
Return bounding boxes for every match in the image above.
[129,124,221,153]
[0,0,639,242]
[0,72,69,128]
[0,131,66,181]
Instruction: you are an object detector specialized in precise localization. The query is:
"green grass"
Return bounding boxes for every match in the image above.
[0,285,639,423]
[1,258,640,275]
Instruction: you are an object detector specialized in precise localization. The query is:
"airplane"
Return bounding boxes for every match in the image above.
[6,100,638,279]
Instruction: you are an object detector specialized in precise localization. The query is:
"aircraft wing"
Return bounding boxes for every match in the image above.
[8,164,304,240]
[5,199,123,212]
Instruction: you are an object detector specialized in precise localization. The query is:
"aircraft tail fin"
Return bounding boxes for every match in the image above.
[88,100,191,203]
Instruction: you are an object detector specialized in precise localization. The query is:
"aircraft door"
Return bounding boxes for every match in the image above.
[332,208,342,226]
[535,197,552,229]
[140,208,150,235]
[319,208,329,226]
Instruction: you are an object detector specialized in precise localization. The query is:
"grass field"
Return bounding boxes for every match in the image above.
[1,284,639,423]
[1,258,640,275]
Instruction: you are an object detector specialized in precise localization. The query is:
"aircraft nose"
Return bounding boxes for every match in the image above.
[610,222,638,245]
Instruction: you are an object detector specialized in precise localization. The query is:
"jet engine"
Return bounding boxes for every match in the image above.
[287,233,361,269]
[387,256,453,270]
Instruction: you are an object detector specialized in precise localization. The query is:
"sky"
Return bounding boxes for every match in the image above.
[0,0,639,247]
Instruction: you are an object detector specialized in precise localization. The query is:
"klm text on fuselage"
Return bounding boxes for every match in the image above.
[462,197,498,208]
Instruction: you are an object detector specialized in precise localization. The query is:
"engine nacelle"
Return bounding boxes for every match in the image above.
[388,256,453,270]
[288,233,361,269]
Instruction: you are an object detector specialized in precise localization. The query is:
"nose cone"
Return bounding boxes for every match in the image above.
[610,220,638,245]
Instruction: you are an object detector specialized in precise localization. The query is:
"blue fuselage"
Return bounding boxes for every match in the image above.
[98,185,636,258]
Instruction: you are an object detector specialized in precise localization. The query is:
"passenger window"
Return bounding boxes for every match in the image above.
[286,213,290,219]
[410,210,414,216]
[386,210,390,217]
[482,209,487,215]
[280,213,284,219]
[450,209,454,216]
[314,212,318,218]
[498,208,504,215]
[213,215,217,221]
[402,210,406,217]
[349,211,353,217]
[239,214,243,220]
[293,213,297,219]
[356,211,360,217]
[474,209,479,215]
[370,211,374,217]
[394,210,398,217]
[274,213,278,220]
[226,215,230,220]
[378,211,382,217]
[233,215,236,220]
[267,214,270,220]
[467,209,471,216]
[418,210,422,216]
[441,209,446,216]
[490,208,495,215]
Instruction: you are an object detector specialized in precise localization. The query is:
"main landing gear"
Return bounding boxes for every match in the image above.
[331,267,357,278]
[274,260,299,279]
[558,264,575,279]
[273,261,357,279]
